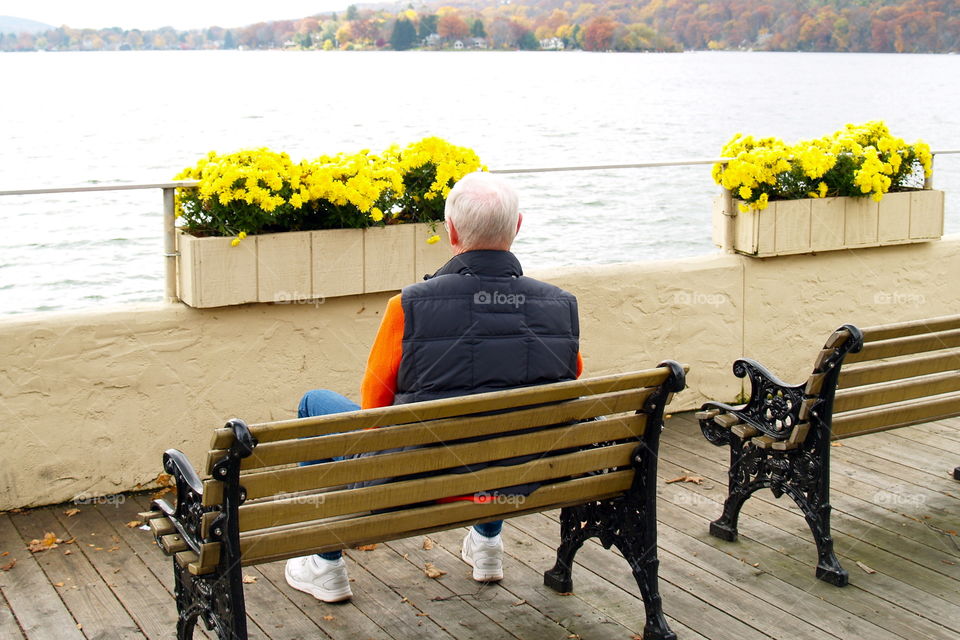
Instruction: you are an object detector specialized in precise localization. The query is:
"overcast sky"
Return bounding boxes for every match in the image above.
[3,1,359,30]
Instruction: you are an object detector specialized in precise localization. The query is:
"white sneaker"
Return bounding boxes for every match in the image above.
[461,529,504,582]
[284,555,353,603]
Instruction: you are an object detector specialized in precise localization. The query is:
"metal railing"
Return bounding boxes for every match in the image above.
[2,151,958,305]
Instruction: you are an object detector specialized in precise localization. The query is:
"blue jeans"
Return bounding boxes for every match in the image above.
[297,389,503,561]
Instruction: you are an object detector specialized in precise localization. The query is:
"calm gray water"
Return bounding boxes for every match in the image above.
[1,50,958,315]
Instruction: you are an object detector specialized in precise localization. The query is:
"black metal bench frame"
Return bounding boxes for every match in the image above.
[699,316,960,586]
[142,362,686,640]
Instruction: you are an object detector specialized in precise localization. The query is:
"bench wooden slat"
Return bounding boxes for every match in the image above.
[221,387,654,474]
[210,368,671,449]
[236,441,636,533]
[232,413,647,502]
[859,313,960,342]
[238,470,634,565]
[834,371,960,413]
[838,348,960,389]
[831,392,960,438]
[844,328,960,364]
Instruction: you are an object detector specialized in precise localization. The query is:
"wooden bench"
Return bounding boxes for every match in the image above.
[141,362,686,640]
[698,314,960,586]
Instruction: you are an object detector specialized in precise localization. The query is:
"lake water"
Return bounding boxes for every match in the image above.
[1,50,958,316]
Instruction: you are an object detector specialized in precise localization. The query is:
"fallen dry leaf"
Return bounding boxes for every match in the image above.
[355,544,377,551]
[1,559,15,571]
[0,551,8,557]
[512,599,526,607]
[666,475,703,485]
[54,582,65,587]
[856,561,876,574]
[63,550,72,556]
[941,560,956,566]
[64,508,80,517]
[77,623,82,630]
[322,614,335,621]
[27,532,62,553]
[241,574,257,584]
[416,613,430,617]
[400,597,409,603]
[423,562,446,579]
[422,537,434,550]
[831,442,844,447]
[151,487,175,500]
[155,473,175,487]
[125,521,141,528]
[63,538,76,545]
[107,546,120,552]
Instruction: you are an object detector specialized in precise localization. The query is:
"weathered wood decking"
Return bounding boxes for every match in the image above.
[2,411,958,639]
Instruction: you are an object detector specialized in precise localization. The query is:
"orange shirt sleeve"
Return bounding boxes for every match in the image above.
[576,351,583,378]
[360,294,405,409]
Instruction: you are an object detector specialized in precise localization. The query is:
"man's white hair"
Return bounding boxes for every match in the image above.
[444,172,519,250]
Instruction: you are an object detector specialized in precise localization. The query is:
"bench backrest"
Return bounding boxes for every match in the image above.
[195,364,685,571]
[809,314,960,440]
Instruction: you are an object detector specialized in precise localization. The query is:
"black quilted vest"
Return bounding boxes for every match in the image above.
[395,250,579,405]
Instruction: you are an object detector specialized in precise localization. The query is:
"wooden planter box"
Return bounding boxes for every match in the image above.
[177,223,449,308]
[712,189,945,257]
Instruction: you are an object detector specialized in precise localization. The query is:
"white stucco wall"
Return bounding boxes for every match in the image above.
[2,236,958,509]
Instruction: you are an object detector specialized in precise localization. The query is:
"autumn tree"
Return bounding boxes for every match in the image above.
[583,15,617,51]
[438,12,470,41]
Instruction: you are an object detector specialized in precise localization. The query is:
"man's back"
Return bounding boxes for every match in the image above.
[397,249,579,404]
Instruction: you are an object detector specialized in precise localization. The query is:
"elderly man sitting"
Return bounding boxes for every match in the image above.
[285,171,583,603]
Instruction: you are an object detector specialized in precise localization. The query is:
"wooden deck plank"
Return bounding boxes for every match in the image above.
[655,483,955,640]
[0,581,26,640]
[349,538,532,640]
[453,520,706,640]
[648,504,907,640]
[255,560,394,640]
[333,548,457,640]
[909,419,960,444]
[509,512,834,640]
[49,497,227,640]
[390,529,654,640]
[837,431,954,479]
[659,432,960,586]
[9,505,145,638]
[652,448,960,634]
[0,513,85,640]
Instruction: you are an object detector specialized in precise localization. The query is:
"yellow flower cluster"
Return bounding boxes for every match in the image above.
[396,137,485,200]
[174,149,299,214]
[301,150,403,218]
[713,122,933,212]
[174,138,484,242]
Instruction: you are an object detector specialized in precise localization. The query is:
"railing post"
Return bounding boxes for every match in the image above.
[162,187,179,303]
[721,186,736,254]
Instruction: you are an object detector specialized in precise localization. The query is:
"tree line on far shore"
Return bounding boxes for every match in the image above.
[2,0,958,53]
